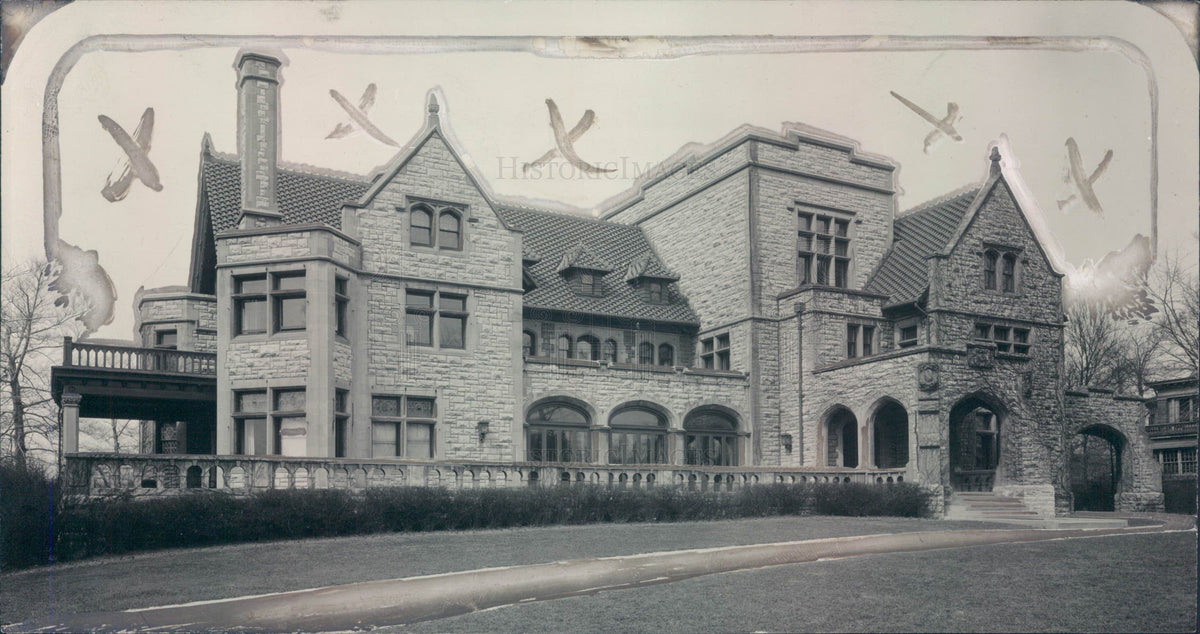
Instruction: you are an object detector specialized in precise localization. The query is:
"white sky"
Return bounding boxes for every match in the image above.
[2,1,1197,340]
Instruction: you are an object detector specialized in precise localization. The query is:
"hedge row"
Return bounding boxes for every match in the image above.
[2,462,930,570]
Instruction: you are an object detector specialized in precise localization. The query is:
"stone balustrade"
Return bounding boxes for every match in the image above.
[63,453,908,498]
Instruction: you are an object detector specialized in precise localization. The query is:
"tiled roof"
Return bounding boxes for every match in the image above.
[556,243,614,274]
[202,153,371,236]
[865,186,981,306]
[625,253,680,282]
[496,206,700,325]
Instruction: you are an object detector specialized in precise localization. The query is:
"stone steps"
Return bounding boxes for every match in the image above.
[946,492,1045,521]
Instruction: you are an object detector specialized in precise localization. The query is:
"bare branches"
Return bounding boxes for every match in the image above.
[1141,251,1199,377]
[1,259,90,467]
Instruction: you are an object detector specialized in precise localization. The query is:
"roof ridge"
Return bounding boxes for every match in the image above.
[203,148,372,184]
[896,183,981,221]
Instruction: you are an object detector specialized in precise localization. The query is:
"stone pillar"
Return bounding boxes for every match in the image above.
[915,396,945,514]
[61,390,82,454]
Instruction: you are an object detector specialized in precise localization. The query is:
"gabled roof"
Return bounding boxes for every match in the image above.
[556,243,613,274]
[625,252,680,282]
[496,205,699,325]
[865,185,981,306]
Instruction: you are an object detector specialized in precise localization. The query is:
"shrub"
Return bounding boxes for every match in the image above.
[3,478,931,570]
[0,461,58,569]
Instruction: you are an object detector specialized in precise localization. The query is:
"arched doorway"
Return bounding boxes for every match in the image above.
[824,407,858,468]
[683,407,739,466]
[949,394,1003,491]
[526,399,592,463]
[872,400,909,469]
[1070,424,1125,511]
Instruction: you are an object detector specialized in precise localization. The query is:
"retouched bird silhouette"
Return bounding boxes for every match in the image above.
[889,91,963,154]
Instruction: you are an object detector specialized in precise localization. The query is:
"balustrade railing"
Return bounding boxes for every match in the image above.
[61,337,216,376]
[1145,421,1198,437]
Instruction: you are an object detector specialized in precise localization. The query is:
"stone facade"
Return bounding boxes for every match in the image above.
[76,51,1164,515]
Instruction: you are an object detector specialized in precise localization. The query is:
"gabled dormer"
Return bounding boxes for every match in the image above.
[624,253,680,304]
[557,243,613,297]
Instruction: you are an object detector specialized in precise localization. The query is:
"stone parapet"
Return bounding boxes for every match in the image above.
[63,453,909,498]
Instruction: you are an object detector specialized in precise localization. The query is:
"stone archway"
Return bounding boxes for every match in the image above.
[823,406,858,468]
[1070,424,1125,512]
[871,399,910,469]
[948,393,1005,492]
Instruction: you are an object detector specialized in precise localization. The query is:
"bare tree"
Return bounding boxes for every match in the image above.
[1,259,89,466]
[1064,301,1128,391]
[79,417,140,453]
[1116,319,1164,396]
[1142,251,1199,377]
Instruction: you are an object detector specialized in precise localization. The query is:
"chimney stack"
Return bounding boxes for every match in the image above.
[235,51,287,228]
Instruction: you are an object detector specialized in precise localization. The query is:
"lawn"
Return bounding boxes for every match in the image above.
[391,530,1197,633]
[2,515,1005,625]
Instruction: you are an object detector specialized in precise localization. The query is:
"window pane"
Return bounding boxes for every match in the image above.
[798,254,812,284]
[638,342,654,364]
[528,403,588,426]
[275,389,306,412]
[236,391,267,413]
[523,331,535,356]
[528,430,544,461]
[816,216,830,234]
[406,291,433,308]
[372,396,401,417]
[834,259,849,288]
[155,330,178,349]
[439,294,466,312]
[994,327,1010,341]
[407,312,432,346]
[411,208,433,246]
[238,298,267,334]
[611,407,665,428]
[556,335,572,358]
[372,422,397,458]
[834,219,849,237]
[237,276,267,294]
[440,314,465,349]
[336,299,348,336]
[847,324,858,358]
[975,324,990,340]
[658,344,674,366]
[577,338,595,360]
[816,256,830,285]
[277,296,306,330]
[798,212,813,230]
[1014,328,1029,343]
[717,350,730,371]
[438,213,461,249]
[702,338,714,354]
[862,326,874,355]
[335,277,348,296]
[603,340,618,362]
[405,423,434,459]
[834,239,849,257]
[335,390,348,413]
[406,397,435,419]
[545,429,558,462]
[274,273,305,291]
[716,334,729,350]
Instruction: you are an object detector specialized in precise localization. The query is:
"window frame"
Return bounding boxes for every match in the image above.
[700,333,731,370]
[637,341,655,365]
[334,276,350,338]
[982,246,1021,294]
[526,401,592,463]
[232,389,267,455]
[846,323,877,359]
[371,394,438,460]
[577,334,600,361]
[798,209,853,289]
[404,288,469,351]
[407,198,467,251]
[233,271,308,337]
[522,330,537,357]
[154,329,178,350]
[335,389,350,458]
[608,406,669,465]
[271,387,307,456]
[657,343,675,367]
[974,322,1032,356]
[683,409,739,466]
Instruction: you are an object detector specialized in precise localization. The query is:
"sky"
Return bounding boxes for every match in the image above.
[2,1,1197,341]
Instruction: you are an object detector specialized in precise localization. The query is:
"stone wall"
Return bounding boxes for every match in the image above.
[1064,389,1163,512]
[353,130,523,464]
[523,319,693,367]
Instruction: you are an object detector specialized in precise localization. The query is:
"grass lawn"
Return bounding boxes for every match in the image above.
[2,515,1006,624]
[392,530,1197,633]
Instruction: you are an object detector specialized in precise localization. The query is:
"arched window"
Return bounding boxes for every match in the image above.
[577,335,600,361]
[602,339,619,363]
[657,344,674,367]
[638,342,655,365]
[522,330,536,357]
[610,405,669,464]
[1001,253,1017,293]
[556,334,572,359]
[410,205,433,247]
[983,250,998,290]
[438,211,462,250]
[684,409,738,466]
[526,401,591,463]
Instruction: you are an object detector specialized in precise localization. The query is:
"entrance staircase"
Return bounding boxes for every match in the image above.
[945,491,1044,521]
[945,491,1130,528]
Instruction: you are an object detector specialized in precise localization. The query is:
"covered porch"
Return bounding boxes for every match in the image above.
[51,337,217,456]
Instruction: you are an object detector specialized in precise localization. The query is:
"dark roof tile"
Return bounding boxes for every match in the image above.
[865,186,980,305]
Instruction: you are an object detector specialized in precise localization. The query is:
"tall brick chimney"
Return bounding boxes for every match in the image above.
[235,51,287,228]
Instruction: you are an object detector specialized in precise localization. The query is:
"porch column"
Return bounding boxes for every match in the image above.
[61,390,82,454]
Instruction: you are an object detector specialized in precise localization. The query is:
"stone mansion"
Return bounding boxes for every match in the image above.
[52,51,1163,516]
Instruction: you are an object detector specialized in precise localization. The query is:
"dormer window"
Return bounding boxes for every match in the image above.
[640,280,666,303]
[575,271,604,296]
